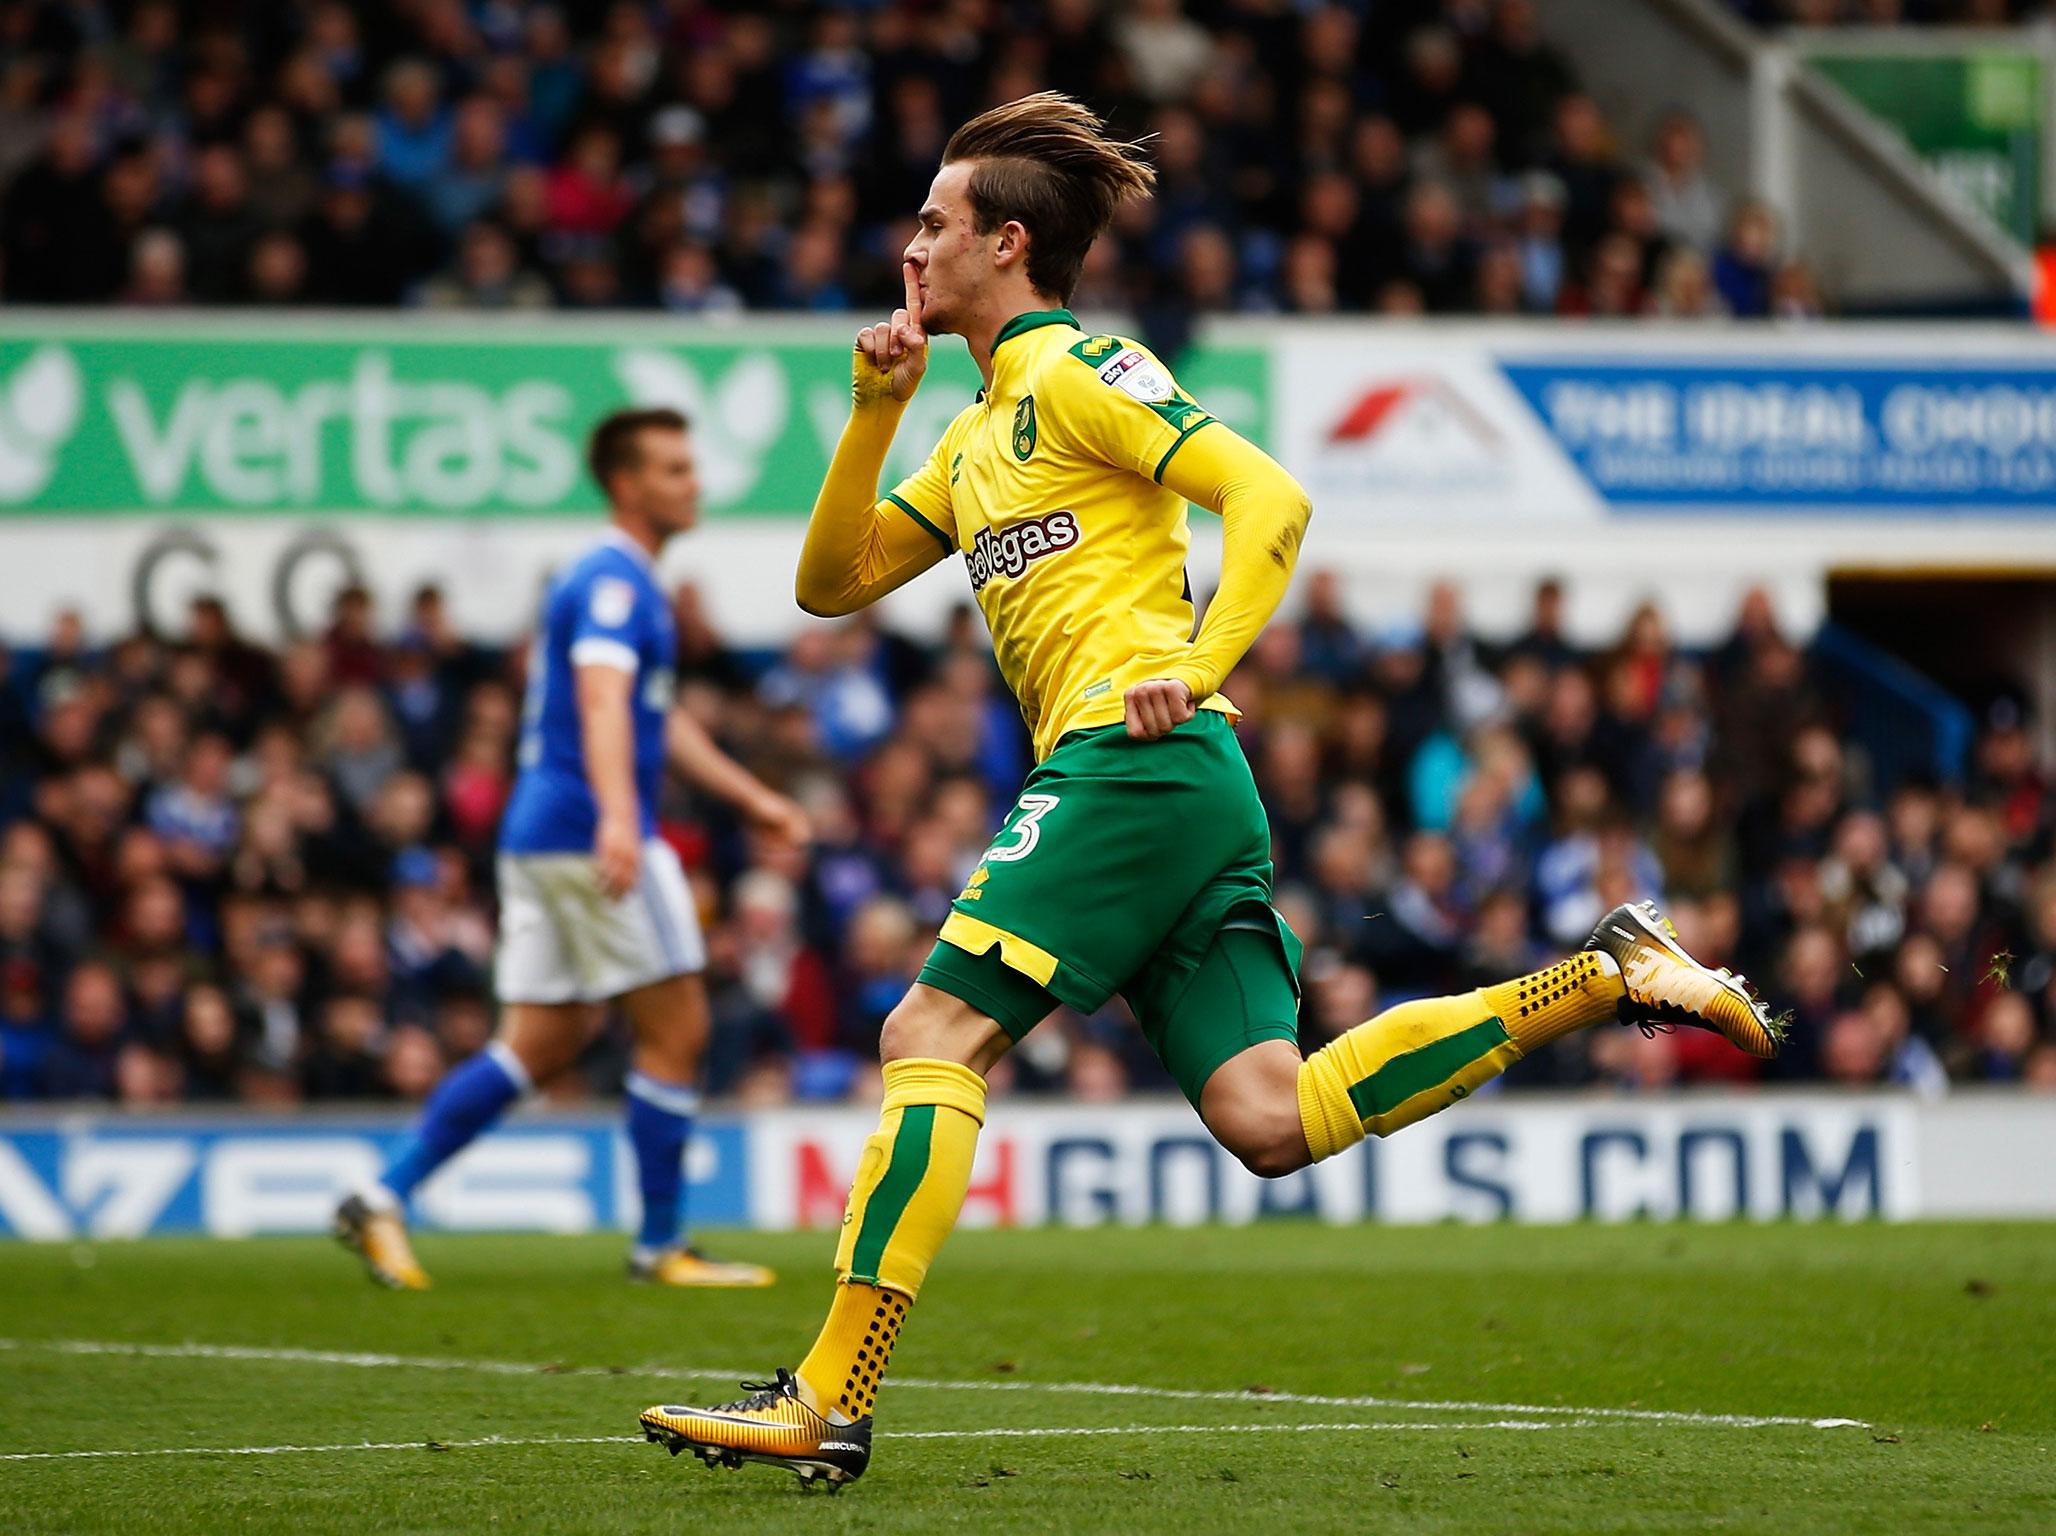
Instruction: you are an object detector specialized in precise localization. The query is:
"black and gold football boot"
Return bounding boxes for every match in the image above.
[1583,900,1784,1059]
[640,1369,870,1492]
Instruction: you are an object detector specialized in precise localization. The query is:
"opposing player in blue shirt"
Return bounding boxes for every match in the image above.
[336,407,808,1290]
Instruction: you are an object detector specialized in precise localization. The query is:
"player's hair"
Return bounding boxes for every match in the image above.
[586,407,690,494]
[942,92,1155,304]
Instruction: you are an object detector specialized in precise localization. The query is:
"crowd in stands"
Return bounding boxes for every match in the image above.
[2,0,1827,321]
[3,570,2053,1109]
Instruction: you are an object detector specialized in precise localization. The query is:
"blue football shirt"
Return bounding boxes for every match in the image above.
[500,531,676,855]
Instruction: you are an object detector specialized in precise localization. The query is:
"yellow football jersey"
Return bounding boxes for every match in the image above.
[885,309,1236,760]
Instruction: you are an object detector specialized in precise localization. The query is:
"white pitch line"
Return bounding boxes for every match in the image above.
[0,1337,1868,1432]
[0,1421,1597,1463]
[0,1434,631,1462]
[0,1339,601,1379]
[896,1420,1595,1438]
[887,1371,1870,1431]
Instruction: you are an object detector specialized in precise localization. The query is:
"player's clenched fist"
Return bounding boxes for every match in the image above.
[852,259,929,407]
[1123,678,1197,741]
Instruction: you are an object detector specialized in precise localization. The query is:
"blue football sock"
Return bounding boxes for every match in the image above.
[625,1070,699,1253]
[380,1042,528,1204]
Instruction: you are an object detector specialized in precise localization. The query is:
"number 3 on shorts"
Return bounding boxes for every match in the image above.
[985,792,1061,864]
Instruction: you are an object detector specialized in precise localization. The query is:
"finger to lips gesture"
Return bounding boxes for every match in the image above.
[855,260,930,403]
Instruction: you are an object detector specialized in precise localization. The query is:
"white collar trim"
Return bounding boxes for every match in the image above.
[604,526,657,571]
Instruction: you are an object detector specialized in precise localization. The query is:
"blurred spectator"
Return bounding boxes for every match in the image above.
[318,687,403,817]
[1298,572,1365,686]
[1391,179,1476,314]
[1644,110,1724,252]
[419,219,553,310]
[1974,991,2039,1082]
[175,146,255,303]
[1714,200,1780,318]
[243,106,318,230]
[760,628,896,764]
[546,125,633,238]
[246,229,312,305]
[839,895,921,1052]
[375,60,453,188]
[1117,0,1215,105]
[40,960,129,1099]
[1512,173,1569,313]
[121,227,187,305]
[145,729,239,879]
[304,167,431,306]
[732,868,836,1056]
[1546,93,1621,256]
[325,584,383,685]
[1510,577,1579,673]
[1863,981,1948,1096]
[1562,232,1646,318]
[1471,0,1576,164]
[176,982,247,1101]
[303,992,389,1099]
[656,240,744,315]
[1651,248,1728,319]
[424,97,510,237]
[1773,260,1826,319]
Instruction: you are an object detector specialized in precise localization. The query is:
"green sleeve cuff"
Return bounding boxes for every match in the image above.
[1152,416,1219,484]
[884,492,952,551]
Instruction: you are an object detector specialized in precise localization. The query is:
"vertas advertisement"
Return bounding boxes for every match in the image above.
[0,321,1266,518]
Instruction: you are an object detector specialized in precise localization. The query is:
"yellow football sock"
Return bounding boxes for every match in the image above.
[795,1057,985,1418]
[1297,954,1621,1160]
[1484,950,1622,1054]
[795,1280,907,1423]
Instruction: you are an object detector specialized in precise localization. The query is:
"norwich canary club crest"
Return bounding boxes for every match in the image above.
[1012,394,1037,460]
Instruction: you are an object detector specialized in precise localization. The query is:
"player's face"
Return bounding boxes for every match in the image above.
[624,427,699,536]
[904,161,983,336]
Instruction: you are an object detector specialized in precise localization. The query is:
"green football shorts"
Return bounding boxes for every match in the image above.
[916,711,1304,1107]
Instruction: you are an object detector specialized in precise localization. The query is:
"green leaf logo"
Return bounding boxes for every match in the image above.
[612,347,788,507]
[0,345,84,502]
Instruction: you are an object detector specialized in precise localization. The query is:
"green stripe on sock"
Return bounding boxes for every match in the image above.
[847,1105,936,1285]
[1346,1017,1510,1122]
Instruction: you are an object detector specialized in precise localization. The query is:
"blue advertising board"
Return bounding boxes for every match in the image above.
[0,1094,1982,1237]
[1502,358,2056,510]
[0,1116,750,1240]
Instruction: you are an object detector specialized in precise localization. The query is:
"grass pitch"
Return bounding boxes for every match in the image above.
[1,1222,2050,1534]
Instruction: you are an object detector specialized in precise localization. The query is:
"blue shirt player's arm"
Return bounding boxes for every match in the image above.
[570,568,647,898]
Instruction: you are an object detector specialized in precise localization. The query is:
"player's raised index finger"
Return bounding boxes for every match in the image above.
[902,260,924,332]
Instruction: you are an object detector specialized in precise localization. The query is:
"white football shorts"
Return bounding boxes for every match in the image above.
[494,838,706,1004]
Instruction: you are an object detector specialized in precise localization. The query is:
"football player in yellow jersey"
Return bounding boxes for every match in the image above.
[639,92,1782,1492]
